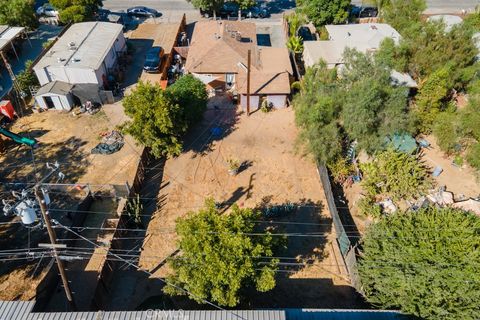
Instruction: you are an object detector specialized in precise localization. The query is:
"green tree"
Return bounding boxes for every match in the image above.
[467,142,480,170]
[415,66,453,132]
[122,81,188,158]
[297,0,350,27]
[294,62,343,164]
[190,0,224,19]
[382,0,425,35]
[341,49,413,153]
[16,60,39,95]
[432,111,461,154]
[50,0,102,23]
[286,35,304,53]
[164,199,280,307]
[360,148,431,201]
[359,206,480,319]
[167,74,208,125]
[0,0,37,29]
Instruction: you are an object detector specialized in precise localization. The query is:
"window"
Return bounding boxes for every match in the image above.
[226,73,235,87]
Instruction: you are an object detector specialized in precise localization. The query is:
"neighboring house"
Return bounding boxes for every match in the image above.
[303,23,401,69]
[34,22,125,87]
[185,20,293,109]
[33,22,126,111]
[302,23,416,89]
[427,14,463,32]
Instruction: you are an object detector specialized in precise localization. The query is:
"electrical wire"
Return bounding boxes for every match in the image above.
[54,221,247,319]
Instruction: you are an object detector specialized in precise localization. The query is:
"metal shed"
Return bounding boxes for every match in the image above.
[35,80,74,110]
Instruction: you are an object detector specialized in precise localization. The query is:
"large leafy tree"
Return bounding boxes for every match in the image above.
[382,0,425,35]
[294,49,414,164]
[297,0,350,27]
[164,200,280,307]
[167,75,208,125]
[294,62,343,164]
[50,0,102,23]
[360,148,431,201]
[0,0,37,29]
[340,49,413,153]
[122,82,188,158]
[189,0,224,18]
[359,207,480,319]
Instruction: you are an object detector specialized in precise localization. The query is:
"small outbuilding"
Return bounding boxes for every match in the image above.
[35,81,74,110]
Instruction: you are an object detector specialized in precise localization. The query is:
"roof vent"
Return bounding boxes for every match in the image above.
[235,31,241,41]
[71,58,81,63]
[57,57,66,62]
[68,41,77,50]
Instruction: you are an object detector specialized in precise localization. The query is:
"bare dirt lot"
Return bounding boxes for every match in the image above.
[0,104,141,185]
[120,98,362,309]
[0,103,140,303]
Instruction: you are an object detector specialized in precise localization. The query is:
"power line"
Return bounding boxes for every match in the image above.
[54,221,246,319]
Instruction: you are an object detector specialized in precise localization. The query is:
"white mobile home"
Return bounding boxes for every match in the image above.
[33,22,126,87]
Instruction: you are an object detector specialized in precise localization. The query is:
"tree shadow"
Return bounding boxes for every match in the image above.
[263,0,296,15]
[255,198,330,264]
[331,180,361,246]
[0,136,89,184]
[182,96,239,155]
[121,39,155,88]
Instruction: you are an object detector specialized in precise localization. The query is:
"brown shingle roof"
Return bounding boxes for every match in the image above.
[185,20,259,73]
[186,20,292,95]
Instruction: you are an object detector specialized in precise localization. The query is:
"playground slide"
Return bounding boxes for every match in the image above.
[0,127,37,147]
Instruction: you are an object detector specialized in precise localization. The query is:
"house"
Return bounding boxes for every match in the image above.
[33,22,126,111]
[427,14,463,32]
[185,20,293,109]
[302,23,416,88]
[303,23,401,69]
[33,22,125,87]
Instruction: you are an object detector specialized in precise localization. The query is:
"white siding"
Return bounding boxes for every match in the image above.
[33,68,50,86]
[65,67,99,84]
[240,95,259,112]
[267,95,287,108]
[36,93,74,111]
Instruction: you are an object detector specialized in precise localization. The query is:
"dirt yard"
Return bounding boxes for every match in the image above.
[0,102,141,303]
[421,135,480,199]
[0,104,141,186]
[125,98,361,309]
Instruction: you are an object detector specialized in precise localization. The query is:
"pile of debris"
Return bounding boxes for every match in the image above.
[91,130,124,155]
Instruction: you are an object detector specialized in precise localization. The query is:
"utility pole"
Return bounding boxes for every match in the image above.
[0,50,27,113]
[34,187,77,311]
[246,49,251,116]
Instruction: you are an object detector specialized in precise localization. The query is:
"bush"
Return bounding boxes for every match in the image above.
[360,148,432,201]
[358,196,383,218]
[466,142,480,170]
[359,206,480,319]
[432,111,461,154]
[328,157,354,184]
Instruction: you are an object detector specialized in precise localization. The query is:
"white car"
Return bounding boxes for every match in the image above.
[36,4,59,17]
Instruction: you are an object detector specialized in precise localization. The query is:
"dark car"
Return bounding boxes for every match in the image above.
[351,6,378,18]
[242,5,269,18]
[127,6,160,18]
[143,47,164,73]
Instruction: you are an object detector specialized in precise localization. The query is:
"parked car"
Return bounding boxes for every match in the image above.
[242,5,269,18]
[127,6,160,18]
[143,47,164,73]
[351,6,378,18]
[36,3,59,17]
